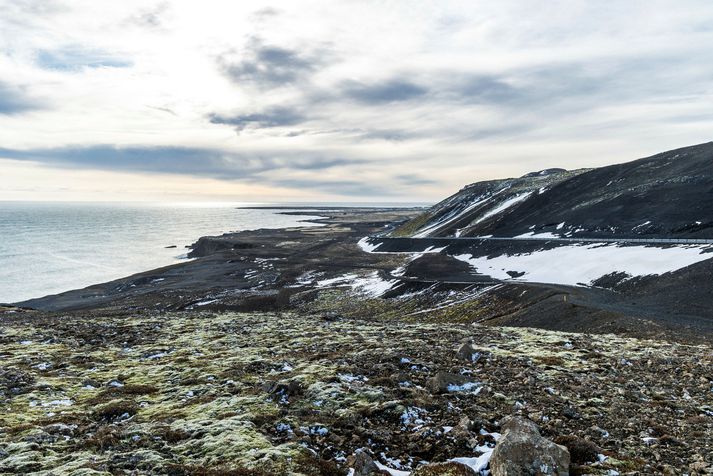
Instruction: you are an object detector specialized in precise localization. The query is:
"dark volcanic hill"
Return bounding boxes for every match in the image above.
[394,141,713,239]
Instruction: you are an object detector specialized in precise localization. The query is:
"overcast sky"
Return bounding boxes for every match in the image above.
[1,0,713,202]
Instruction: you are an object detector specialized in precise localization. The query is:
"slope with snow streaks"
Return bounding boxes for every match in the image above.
[393,168,582,239]
[397,141,713,240]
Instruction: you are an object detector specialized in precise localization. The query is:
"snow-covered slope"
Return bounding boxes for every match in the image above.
[395,141,713,239]
[392,168,585,238]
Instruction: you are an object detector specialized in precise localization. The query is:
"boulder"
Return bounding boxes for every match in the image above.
[427,372,470,394]
[554,435,600,464]
[489,417,570,476]
[349,449,390,476]
[456,342,480,362]
[412,461,478,475]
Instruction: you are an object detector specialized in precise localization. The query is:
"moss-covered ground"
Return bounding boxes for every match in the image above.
[1,308,711,475]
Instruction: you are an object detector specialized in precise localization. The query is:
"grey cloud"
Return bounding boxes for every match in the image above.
[127,2,170,28]
[252,7,280,20]
[0,145,365,183]
[279,127,416,142]
[219,37,322,88]
[208,106,306,131]
[451,74,522,104]
[395,174,437,186]
[341,79,428,104]
[0,81,40,114]
[269,178,399,197]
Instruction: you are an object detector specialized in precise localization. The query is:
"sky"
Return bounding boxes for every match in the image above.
[1,0,713,203]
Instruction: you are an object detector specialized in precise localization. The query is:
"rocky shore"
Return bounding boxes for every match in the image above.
[2,208,712,475]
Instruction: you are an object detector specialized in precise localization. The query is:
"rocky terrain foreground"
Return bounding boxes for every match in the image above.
[1,309,711,475]
[7,140,713,475]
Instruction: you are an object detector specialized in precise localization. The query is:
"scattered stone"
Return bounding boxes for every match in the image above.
[263,380,303,397]
[562,406,581,420]
[456,342,480,362]
[427,372,471,394]
[322,311,341,322]
[412,461,478,475]
[489,416,570,476]
[554,435,600,464]
[349,449,390,476]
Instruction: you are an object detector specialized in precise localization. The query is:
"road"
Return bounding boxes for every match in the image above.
[372,235,713,245]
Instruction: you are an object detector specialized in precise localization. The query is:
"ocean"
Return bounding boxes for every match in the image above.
[0,202,329,303]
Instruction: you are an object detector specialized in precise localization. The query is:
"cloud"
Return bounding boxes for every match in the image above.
[3,1,713,201]
[0,145,365,182]
[219,37,323,89]
[251,7,280,20]
[268,177,398,197]
[395,174,437,186]
[340,78,428,104]
[0,81,40,114]
[208,106,306,131]
[450,74,522,104]
[35,46,132,71]
[126,2,170,28]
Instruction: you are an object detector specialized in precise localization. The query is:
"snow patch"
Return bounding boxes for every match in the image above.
[450,451,493,473]
[447,382,482,394]
[515,231,560,239]
[350,272,398,297]
[474,192,533,224]
[374,462,411,476]
[454,243,712,286]
[316,271,397,297]
[358,237,382,253]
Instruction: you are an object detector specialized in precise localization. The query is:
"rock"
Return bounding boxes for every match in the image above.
[427,372,470,394]
[562,406,581,420]
[263,380,303,397]
[322,311,341,322]
[412,461,478,475]
[82,378,100,388]
[489,417,570,476]
[554,435,600,464]
[348,449,390,476]
[456,342,480,362]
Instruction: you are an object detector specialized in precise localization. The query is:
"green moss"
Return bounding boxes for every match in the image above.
[390,212,433,237]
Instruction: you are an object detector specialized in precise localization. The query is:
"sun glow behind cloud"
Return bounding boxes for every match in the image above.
[1,0,713,202]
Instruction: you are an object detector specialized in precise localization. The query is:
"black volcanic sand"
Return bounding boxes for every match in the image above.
[17,208,421,313]
[18,208,713,344]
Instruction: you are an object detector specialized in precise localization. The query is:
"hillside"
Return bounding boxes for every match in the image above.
[394,141,713,239]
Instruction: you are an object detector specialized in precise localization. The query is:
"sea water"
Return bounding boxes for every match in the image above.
[0,202,326,303]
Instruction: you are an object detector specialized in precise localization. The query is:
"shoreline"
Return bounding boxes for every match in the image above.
[1,208,712,475]
[7,207,712,344]
[0,206,343,306]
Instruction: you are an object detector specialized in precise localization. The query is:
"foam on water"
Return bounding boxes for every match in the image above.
[0,202,324,303]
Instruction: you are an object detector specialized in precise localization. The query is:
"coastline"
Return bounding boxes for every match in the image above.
[10,206,711,344]
[0,204,333,306]
[1,207,711,474]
